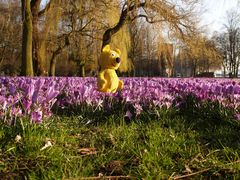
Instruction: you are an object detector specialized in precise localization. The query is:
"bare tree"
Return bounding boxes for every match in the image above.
[0,0,22,75]
[224,10,240,77]
[212,9,240,78]
[128,21,145,76]
[212,32,228,77]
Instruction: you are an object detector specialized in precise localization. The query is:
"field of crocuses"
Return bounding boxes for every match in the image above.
[0,77,240,124]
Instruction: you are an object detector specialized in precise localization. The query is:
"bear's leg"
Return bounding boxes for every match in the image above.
[118,80,124,90]
[98,79,107,91]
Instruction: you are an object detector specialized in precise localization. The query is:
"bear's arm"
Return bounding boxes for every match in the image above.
[97,70,107,91]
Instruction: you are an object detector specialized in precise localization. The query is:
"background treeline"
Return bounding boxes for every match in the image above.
[0,0,239,77]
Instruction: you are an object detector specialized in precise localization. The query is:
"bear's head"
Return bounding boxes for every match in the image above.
[99,45,121,70]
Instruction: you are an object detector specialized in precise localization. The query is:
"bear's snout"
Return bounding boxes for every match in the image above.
[116,57,121,63]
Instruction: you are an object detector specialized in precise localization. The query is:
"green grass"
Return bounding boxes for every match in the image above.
[1,108,240,179]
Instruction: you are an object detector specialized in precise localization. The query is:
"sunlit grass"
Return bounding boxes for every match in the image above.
[1,108,240,179]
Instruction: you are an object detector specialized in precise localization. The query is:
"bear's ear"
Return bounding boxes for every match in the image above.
[102,45,110,52]
[115,48,121,56]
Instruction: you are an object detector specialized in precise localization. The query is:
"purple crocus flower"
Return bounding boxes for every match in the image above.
[22,99,32,112]
[31,79,45,103]
[0,96,7,110]
[46,87,59,101]
[235,113,240,121]
[133,103,142,115]
[35,79,45,90]
[9,85,16,95]
[31,109,43,123]
[26,84,35,99]
[125,110,133,119]
[32,91,39,104]
[12,107,22,117]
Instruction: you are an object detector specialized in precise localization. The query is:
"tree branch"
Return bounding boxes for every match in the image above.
[76,18,94,33]
[38,0,52,17]
[102,1,146,49]
[131,14,165,24]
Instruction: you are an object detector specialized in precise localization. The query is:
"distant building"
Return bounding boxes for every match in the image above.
[213,70,240,78]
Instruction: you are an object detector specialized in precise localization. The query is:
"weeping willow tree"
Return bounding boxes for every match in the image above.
[157,42,174,77]
[180,34,222,76]
[105,1,132,72]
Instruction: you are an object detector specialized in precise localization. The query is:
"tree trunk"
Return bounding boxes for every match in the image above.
[223,65,226,77]
[21,0,34,76]
[132,66,136,77]
[49,38,69,76]
[37,42,47,75]
[102,2,145,49]
[49,56,57,76]
[31,0,41,75]
[160,53,167,76]
[33,27,48,76]
[31,0,53,76]
[79,64,85,77]
[191,59,197,77]
[33,36,47,75]
[236,59,240,78]
[0,46,6,66]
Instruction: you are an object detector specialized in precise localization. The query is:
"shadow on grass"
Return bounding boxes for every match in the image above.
[52,97,240,151]
[175,95,240,150]
[1,100,240,179]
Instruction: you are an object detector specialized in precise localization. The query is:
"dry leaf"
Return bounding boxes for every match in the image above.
[40,140,53,151]
[102,160,124,174]
[109,133,116,145]
[98,173,104,177]
[184,164,192,174]
[15,135,22,143]
[78,148,97,155]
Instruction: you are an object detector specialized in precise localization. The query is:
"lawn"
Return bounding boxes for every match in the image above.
[1,107,240,179]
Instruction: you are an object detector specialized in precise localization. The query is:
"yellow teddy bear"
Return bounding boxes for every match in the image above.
[97,44,124,93]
